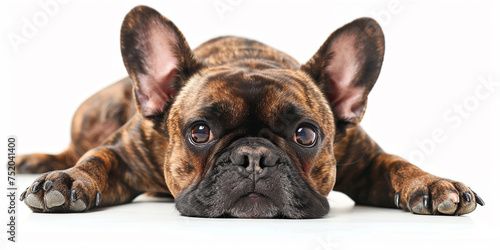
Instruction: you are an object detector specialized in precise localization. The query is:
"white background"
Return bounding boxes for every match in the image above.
[1,0,499,249]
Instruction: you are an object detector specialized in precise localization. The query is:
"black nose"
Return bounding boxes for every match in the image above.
[230,146,278,175]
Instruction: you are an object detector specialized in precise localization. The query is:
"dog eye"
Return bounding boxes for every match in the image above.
[191,124,214,144]
[293,125,317,147]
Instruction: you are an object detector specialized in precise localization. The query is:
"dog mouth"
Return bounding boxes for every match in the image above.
[225,191,281,218]
[237,192,270,203]
[247,192,264,199]
[233,191,271,204]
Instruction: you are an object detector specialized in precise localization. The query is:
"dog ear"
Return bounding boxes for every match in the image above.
[121,6,203,120]
[301,18,384,137]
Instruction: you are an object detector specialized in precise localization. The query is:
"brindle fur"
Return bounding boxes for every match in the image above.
[18,6,482,216]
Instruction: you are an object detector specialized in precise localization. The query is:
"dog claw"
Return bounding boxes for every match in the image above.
[96,191,101,207]
[422,195,429,208]
[70,190,77,202]
[43,181,53,191]
[470,189,485,206]
[464,192,472,202]
[394,192,400,207]
[31,181,41,193]
[19,190,27,201]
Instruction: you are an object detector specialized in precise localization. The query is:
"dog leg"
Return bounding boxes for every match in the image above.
[334,127,484,215]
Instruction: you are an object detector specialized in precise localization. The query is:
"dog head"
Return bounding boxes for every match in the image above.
[120,6,384,218]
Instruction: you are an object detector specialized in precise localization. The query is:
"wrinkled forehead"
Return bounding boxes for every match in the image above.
[175,67,333,130]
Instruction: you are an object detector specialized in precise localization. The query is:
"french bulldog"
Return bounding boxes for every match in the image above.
[17,5,484,218]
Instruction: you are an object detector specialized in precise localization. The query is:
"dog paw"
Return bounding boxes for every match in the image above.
[394,176,484,215]
[16,154,68,173]
[19,170,101,213]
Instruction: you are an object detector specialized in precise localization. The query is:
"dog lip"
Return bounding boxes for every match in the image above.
[233,192,268,204]
[247,192,263,199]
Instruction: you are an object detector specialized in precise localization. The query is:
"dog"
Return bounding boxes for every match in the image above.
[17,5,484,218]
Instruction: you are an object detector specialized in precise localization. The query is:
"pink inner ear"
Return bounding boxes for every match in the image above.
[137,69,177,117]
[325,33,365,122]
[136,21,179,117]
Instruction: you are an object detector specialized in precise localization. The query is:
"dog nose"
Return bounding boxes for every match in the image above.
[230,146,277,175]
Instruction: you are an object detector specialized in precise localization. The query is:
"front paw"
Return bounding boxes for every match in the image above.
[394,176,484,215]
[20,170,101,213]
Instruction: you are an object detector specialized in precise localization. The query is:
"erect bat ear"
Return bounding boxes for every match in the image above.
[301,18,385,138]
[120,6,203,120]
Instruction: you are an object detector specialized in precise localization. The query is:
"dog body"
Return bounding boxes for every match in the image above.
[18,6,483,218]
